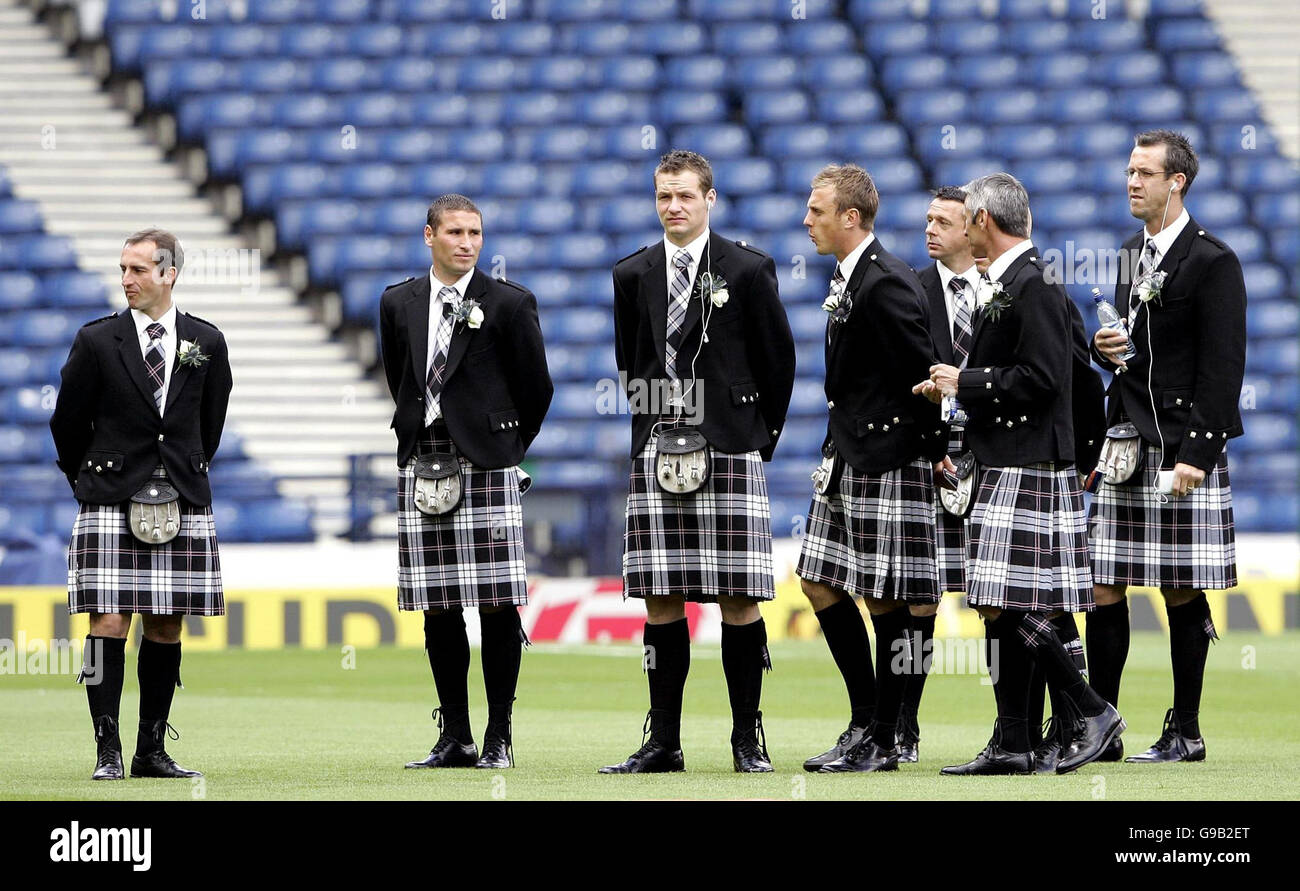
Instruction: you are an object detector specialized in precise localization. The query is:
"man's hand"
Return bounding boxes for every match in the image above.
[934,455,957,490]
[929,363,960,396]
[912,379,943,403]
[1093,327,1131,371]
[1171,462,1206,497]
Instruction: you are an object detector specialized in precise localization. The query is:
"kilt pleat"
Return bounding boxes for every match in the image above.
[936,428,968,594]
[68,466,223,616]
[1089,446,1236,590]
[965,463,1093,612]
[623,434,775,603]
[796,455,940,603]
[397,427,529,610]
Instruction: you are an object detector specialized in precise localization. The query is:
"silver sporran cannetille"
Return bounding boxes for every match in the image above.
[653,427,710,495]
[811,441,843,497]
[1095,421,1146,486]
[938,451,978,518]
[128,478,181,544]
[413,452,464,516]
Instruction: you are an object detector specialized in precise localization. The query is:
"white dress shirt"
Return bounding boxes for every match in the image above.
[985,238,1036,284]
[1142,207,1190,268]
[662,227,712,299]
[935,259,980,337]
[834,230,876,285]
[130,303,177,413]
[426,265,476,386]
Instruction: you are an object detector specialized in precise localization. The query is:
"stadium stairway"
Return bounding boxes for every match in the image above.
[0,0,395,537]
[1202,0,1300,160]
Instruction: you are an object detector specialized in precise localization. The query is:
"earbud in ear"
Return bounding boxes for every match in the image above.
[1171,181,1179,192]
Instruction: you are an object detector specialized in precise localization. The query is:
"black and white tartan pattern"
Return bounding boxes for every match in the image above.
[397,426,529,610]
[68,466,223,616]
[965,463,1093,612]
[936,428,968,593]
[623,430,775,603]
[796,455,940,603]
[1089,445,1236,590]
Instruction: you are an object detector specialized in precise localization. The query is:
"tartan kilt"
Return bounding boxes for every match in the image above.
[1089,445,1236,590]
[796,455,940,603]
[623,432,775,603]
[965,462,1093,612]
[936,428,968,594]
[68,466,223,616]
[397,425,529,611]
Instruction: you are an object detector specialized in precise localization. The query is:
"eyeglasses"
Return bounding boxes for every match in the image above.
[1124,168,1172,182]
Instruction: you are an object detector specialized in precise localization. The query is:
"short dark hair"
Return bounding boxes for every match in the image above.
[811,163,879,230]
[1135,129,1199,195]
[124,228,184,279]
[426,194,482,231]
[654,150,713,194]
[933,186,968,204]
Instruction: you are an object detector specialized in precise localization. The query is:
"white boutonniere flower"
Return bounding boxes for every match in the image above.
[698,272,729,308]
[176,339,209,368]
[822,292,841,313]
[1135,269,1167,304]
[451,298,484,329]
[976,278,1002,308]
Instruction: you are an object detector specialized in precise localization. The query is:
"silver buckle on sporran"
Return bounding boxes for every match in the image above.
[413,452,463,516]
[653,428,710,495]
[938,452,978,518]
[1095,421,1145,486]
[128,479,181,544]
[811,442,842,497]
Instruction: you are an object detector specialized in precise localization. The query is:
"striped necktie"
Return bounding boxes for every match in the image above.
[664,247,692,381]
[423,286,458,426]
[144,322,166,411]
[950,276,973,368]
[1129,238,1158,321]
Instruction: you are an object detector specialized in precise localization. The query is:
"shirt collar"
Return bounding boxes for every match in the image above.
[131,303,177,339]
[936,259,978,294]
[1143,207,1190,261]
[429,266,476,302]
[663,227,711,268]
[836,231,876,283]
[985,238,1035,283]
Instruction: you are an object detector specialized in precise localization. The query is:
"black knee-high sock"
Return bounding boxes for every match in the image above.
[898,612,935,726]
[814,597,875,727]
[83,635,125,723]
[1019,614,1107,718]
[1030,614,1085,743]
[137,638,181,723]
[987,614,1032,753]
[721,618,770,741]
[423,609,471,740]
[643,618,690,748]
[479,608,523,710]
[869,607,910,749]
[1026,661,1048,746]
[1168,592,1215,738]
[1086,598,1130,707]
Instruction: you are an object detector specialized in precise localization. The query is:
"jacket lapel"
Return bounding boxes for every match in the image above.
[972,243,1037,345]
[642,242,669,372]
[114,311,162,417]
[1131,218,1197,337]
[439,268,484,385]
[677,236,721,347]
[163,312,199,413]
[925,263,956,366]
[827,240,874,368]
[404,274,432,390]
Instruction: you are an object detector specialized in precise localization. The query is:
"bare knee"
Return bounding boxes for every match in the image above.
[909,603,939,618]
[717,595,760,625]
[88,613,131,639]
[140,614,182,644]
[974,605,1001,622]
[1160,587,1200,608]
[862,596,905,618]
[644,595,687,625]
[1094,583,1127,607]
[800,578,845,612]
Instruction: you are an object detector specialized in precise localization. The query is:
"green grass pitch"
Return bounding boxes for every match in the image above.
[3,633,1297,801]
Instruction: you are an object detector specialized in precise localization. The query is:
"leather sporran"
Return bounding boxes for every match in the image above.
[128,479,181,544]
[938,452,978,518]
[1094,421,1146,486]
[653,428,710,495]
[413,452,464,516]
[810,441,843,497]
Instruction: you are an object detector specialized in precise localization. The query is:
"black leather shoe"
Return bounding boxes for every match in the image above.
[1124,709,1205,764]
[896,713,921,764]
[130,720,202,779]
[803,723,869,772]
[1057,703,1125,774]
[475,702,514,769]
[600,710,684,774]
[941,722,1033,776]
[732,711,773,773]
[819,737,899,773]
[1097,734,1124,762]
[91,715,124,781]
[406,708,478,769]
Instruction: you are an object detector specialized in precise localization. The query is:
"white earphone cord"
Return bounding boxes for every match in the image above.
[1137,181,1175,503]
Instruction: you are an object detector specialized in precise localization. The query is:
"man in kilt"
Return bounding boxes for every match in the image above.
[1089,130,1246,764]
[916,174,1123,775]
[50,228,232,780]
[794,164,949,774]
[602,150,796,774]
[379,194,553,770]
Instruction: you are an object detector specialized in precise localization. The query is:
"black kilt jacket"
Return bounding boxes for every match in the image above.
[917,262,958,367]
[379,268,554,468]
[956,245,1094,467]
[49,310,232,506]
[612,234,796,460]
[825,242,947,474]
[1091,218,1247,473]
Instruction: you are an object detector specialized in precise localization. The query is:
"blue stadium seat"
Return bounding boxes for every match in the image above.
[515,200,579,234]
[779,159,838,193]
[1242,262,1287,301]
[1171,52,1239,88]
[1,235,76,272]
[242,163,336,212]
[745,90,812,125]
[1022,53,1089,87]
[1269,229,1299,266]
[974,88,1041,124]
[209,25,279,59]
[390,0,472,20]
[502,92,575,127]
[1150,0,1207,15]
[1193,88,1259,123]
[44,272,109,308]
[988,124,1059,160]
[999,0,1058,17]
[542,307,615,343]
[873,193,935,231]
[0,349,45,385]
[802,55,873,90]
[268,94,340,128]
[589,195,659,232]
[1234,159,1299,194]
[934,21,1000,54]
[1211,123,1281,157]
[564,22,634,56]
[865,21,929,56]
[212,462,280,501]
[616,0,677,21]
[1190,191,1247,229]
[568,160,637,195]
[338,162,410,199]
[711,158,777,195]
[457,59,520,91]
[234,498,314,542]
[345,23,404,57]
[493,21,556,55]
[8,310,99,347]
[1246,337,1297,375]
[664,56,728,91]
[932,0,986,16]
[835,122,907,158]
[847,0,912,20]
[0,200,41,234]
[881,55,947,93]
[1,386,52,423]
[310,58,376,93]
[1235,413,1296,455]
[734,56,801,90]
[640,22,709,55]
[1034,194,1102,230]
[688,0,784,18]
[279,24,346,58]
[1041,87,1110,124]
[953,55,1020,89]
[1094,52,1166,88]
[714,23,783,55]
[785,19,855,54]
[1016,159,1085,194]
[786,304,830,342]
[106,0,171,23]
[670,124,752,159]
[1002,21,1071,55]
[761,125,834,158]
[0,426,43,462]
[1068,123,1133,159]
[1154,19,1222,52]
[657,91,727,125]
[317,0,371,22]
[1246,299,1298,339]
[1113,86,1187,122]
[516,57,582,90]
[533,0,616,20]
[246,0,306,21]
[1073,19,1144,53]
[911,123,989,161]
[1213,227,1265,264]
[895,89,967,124]
[1241,377,1298,415]
[737,196,807,232]
[932,158,1008,189]
[577,92,650,125]
[596,57,659,90]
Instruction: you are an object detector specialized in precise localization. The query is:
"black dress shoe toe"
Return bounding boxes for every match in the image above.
[130,751,202,779]
[1032,717,1068,774]
[475,735,513,770]
[91,716,124,781]
[599,739,684,774]
[819,738,899,773]
[1124,709,1205,764]
[803,723,869,772]
[1097,734,1124,762]
[1057,703,1125,774]
[406,736,479,769]
[941,743,1034,776]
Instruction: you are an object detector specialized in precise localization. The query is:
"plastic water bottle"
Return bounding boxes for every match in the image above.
[1092,287,1136,361]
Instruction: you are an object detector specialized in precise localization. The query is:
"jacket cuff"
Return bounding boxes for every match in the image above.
[956,367,996,403]
[1176,428,1229,473]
